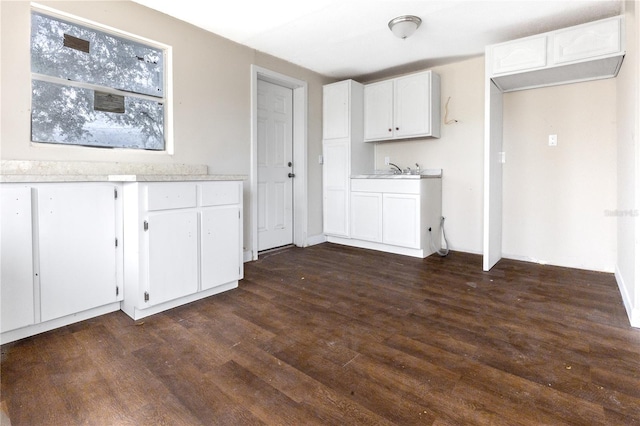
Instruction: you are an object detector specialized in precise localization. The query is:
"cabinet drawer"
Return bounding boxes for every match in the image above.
[200,181,241,206]
[146,183,197,211]
[351,178,420,194]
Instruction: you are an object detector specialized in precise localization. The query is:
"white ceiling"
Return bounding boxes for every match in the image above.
[131,0,623,80]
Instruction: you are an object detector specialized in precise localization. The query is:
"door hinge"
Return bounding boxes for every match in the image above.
[143,220,149,231]
[114,188,118,199]
[238,211,241,219]
[116,286,119,297]
[144,291,150,302]
[115,237,118,248]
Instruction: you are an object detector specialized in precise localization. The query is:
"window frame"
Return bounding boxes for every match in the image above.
[30,3,174,154]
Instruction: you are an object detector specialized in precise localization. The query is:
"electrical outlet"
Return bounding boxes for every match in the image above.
[549,134,557,146]
[384,156,390,165]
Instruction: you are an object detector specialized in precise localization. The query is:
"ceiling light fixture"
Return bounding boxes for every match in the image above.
[388,15,422,39]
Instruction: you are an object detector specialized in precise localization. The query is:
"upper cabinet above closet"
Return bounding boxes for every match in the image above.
[488,15,624,92]
[364,70,441,142]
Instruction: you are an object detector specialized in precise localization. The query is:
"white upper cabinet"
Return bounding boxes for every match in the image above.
[364,70,441,142]
[488,16,624,92]
[323,80,352,140]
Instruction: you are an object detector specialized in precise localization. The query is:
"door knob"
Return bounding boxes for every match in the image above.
[288,173,295,178]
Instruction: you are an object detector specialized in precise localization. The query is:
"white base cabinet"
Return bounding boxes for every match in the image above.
[122,180,243,320]
[1,183,123,344]
[329,177,442,258]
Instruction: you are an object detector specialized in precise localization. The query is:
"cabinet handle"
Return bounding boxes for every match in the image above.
[396,127,399,131]
[388,128,392,132]
[288,173,295,178]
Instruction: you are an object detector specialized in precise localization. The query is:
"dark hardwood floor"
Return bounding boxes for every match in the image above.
[2,243,640,425]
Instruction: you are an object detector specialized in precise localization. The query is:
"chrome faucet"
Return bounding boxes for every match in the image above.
[389,162,402,174]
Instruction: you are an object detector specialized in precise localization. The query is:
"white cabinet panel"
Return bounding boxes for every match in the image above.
[1,186,35,332]
[394,73,432,139]
[383,193,421,249]
[147,211,198,306]
[322,81,351,140]
[363,80,393,141]
[553,18,621,64]
[147,182,197,211]
[350,192,382,242]
[324,189,349,237]
[491,36,547,75]
[201,206,241,291]
[37,184,119,322]
[200,181,241,206]
[323,140,351,237]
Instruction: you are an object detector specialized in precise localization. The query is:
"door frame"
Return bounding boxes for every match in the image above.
[250,65,308,260]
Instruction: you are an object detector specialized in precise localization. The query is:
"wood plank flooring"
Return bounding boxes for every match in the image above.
[2,243,640,425]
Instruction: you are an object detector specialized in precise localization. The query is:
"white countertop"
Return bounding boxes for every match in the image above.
[352,168,442,179]
[0,174,247,183]
[0,160,247,183]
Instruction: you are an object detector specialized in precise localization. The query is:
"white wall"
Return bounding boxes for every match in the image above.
[502,79,617,272]
[0,1,332,253]
[616,1,640,326]
[371,57,486,254]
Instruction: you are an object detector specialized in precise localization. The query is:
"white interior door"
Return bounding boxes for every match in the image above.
[257,79,294,251]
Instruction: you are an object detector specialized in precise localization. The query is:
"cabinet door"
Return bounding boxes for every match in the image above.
[38,184,119,322]
[383,193,421,248]
[147,211,198,306]
[350,192,382,242]
[1,186,35,332]
[394,73,432,139]
[552,17,621,65]
[323,81,351,140]
[201,206,241,290]
[323,140,350,237]
[363,80,393,141]
[491,36,547,75]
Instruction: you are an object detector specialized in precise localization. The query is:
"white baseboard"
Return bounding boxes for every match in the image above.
[243,249,253,263]
[615,265,640,328]
[1,302,121,345]
[306,233,327,247]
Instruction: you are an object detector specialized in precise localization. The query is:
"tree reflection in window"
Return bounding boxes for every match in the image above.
[31,11,165,150]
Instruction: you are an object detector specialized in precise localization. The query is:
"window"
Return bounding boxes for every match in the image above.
[30,10,167,150]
